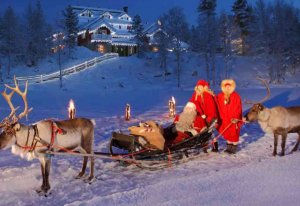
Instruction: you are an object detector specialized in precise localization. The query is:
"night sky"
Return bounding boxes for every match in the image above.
[0,0,299,25]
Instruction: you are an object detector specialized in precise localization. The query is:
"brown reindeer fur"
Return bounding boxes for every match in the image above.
[246,104,300,156]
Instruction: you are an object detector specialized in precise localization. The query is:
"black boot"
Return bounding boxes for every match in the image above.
[211,142,218,152]
[225,144,238,154]
[231,145,238,154]
[225,143,233,154]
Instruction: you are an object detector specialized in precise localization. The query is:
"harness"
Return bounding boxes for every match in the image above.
[15,121,65,152]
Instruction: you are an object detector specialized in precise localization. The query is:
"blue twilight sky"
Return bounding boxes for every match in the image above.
[0,0,299,26]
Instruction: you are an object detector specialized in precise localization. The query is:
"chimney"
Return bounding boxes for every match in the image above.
[123,6,128,13]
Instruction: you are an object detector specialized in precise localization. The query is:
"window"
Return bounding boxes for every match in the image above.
[97,44,105,53]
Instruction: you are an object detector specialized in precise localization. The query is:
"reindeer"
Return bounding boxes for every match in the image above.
[245,78,300,156]
[0,77,95,195]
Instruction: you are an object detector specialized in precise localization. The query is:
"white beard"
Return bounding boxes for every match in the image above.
[176,108,197,132]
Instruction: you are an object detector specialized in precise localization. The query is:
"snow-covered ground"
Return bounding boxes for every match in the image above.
[3,47,101,78]
[0,51,300,206]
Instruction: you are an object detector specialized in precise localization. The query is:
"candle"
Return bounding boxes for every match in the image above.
[169,96,176,117]
[68,99,76,119]
[125,104,131,121]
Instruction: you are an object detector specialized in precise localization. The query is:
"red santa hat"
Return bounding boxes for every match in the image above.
[196,80,209,88]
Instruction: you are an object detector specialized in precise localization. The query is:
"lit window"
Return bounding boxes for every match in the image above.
[97,44,105,53]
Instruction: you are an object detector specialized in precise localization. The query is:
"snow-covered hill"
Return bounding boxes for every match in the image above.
[0,51,300,205]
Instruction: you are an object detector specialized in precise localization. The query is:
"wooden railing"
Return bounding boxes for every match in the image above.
[15,53,119,84]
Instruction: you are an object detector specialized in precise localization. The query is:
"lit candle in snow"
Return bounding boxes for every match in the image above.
[169,96,176,118]
[68,99,76,119]
[125,104,131,121]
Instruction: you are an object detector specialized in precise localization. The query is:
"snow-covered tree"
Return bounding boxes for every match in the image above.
[162,6,189,88]
[154,20,170,80]
[155,32,169,77]
[251,0,300,83]
[62,5,79,57]
[130,15,147,58]
[0,6,19,76]
[24,1,50,66]
[232,0,253,55]
[197,0,218,85]
[23,3,36,66]
[0,15,3,82]
[189,25,201,53]
[219,12,234,79]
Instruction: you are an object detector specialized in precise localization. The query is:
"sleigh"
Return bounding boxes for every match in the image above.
[108,120,217,169]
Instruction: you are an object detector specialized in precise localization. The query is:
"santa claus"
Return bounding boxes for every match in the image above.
[189,80,219,151]
[216,79,243,154]
[171,102,198,144]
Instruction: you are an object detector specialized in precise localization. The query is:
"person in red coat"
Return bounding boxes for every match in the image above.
[189,80,219,151]
[216,79,243,154]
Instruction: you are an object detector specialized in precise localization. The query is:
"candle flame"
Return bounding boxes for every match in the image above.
[172,96,176,104]
[68,99,75,112]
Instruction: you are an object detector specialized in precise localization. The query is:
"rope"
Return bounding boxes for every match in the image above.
[204,118,245,150]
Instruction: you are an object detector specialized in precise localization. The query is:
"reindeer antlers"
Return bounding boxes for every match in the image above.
[244,77,271,105]
[0,76,32,127]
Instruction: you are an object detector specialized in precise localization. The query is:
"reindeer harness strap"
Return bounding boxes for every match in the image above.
[50,121,65,150]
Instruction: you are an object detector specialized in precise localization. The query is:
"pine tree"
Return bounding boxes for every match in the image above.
[0,14,3,81]
[162,6,189,88]
[189,25,201,53]
[24,1,49,66]
[24,3,36,66]
[154,22,170,80]
[33,1,49,60]
[0,6,19,77]
[197,0,218,85]
[130,15,147,58]
[63,5,79,57]
[251,0,300,83]
[219,12,234,79]
[232,0,252,55]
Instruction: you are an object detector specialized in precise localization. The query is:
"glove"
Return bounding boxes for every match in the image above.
[231,118,239,124]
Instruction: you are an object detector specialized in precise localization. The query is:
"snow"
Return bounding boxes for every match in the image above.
[0,50,300,205]
[8,47,101,77]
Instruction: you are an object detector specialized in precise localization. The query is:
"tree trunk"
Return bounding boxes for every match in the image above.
[177,49,181,88]
[204,53,210,81]
[58,49,62,88]
[7,53,11,77]
[211,52,216,86]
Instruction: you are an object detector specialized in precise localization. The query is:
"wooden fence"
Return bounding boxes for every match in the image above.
[15,53,119,84]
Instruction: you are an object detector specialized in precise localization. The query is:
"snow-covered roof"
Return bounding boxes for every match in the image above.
[72,5,131,22]
[79,17,133,37]
[80,17,116,32]
[72,5,125,16]
[143,20,167,37]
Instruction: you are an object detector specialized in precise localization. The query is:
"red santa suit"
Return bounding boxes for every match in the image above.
[189,80,218,132]
[216,79,243,144]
